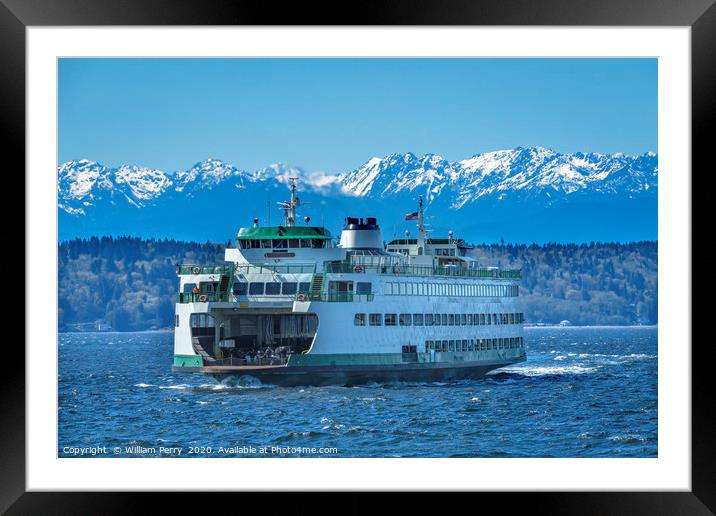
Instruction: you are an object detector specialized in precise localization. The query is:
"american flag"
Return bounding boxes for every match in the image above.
[405,212,419,220]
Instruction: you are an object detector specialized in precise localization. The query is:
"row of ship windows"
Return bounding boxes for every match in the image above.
[354,312,525,326]
[425,337,524,352]
[393,248,457,256]
[384,282,518,297]
[231,282,311,296]
[238,239,328,249]
[228,282,373,296]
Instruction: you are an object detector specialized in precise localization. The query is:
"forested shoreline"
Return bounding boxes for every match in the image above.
[58,237,657,332]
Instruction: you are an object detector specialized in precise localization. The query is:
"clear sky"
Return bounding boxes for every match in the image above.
[58,58,657,174]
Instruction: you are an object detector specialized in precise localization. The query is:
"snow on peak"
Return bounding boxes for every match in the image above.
[340,147,658,208]
[57,147,657,217]
[114,165,172,201]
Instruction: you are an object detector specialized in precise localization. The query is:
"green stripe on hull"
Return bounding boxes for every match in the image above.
[173,354,203,368]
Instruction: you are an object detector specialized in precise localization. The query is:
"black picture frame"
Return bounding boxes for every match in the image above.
[5,0,712,511]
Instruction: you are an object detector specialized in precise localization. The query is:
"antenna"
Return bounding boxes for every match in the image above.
[278,178,301,226]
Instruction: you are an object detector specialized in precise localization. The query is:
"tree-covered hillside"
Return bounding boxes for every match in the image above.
[58,237,657,331]
[467,241,657,326]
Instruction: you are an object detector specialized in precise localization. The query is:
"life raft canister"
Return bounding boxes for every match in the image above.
[353,265,364,273]
[192,266,201,274]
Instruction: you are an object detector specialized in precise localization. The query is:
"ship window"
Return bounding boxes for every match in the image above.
[442,314,449,325]
[399,314,412,326]
[298,282,310,292]
[260,239,272,248]
[384,313,397,326]
[433,314,441,326]
[354,313,366,326]
[232,282,248,296]
[249,282,265,295]
[265,282,281,295]
[493,314,498,325]
[424,314,434,326]
[329,280,353,293]
[299,239,312,248]
[448,340,455,351]
[460,314,467,325]
[281,282,297,295]
[272,239,287,249]
[467,314,473,325]
[413,313,424,326]
[288,239,299,248]
[356,282,372,294]
[369,313,382,326]
[509,313,514,324]
[448,314,455,326]
[311,239,324,248]
[183,283,197,294]
[175,315,179,327]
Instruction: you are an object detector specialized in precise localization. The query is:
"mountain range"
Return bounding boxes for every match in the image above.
[58,147,658,243]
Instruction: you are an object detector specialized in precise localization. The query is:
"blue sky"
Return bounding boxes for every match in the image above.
[58,58,657,174]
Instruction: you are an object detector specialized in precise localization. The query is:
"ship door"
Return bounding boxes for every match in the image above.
[328,280,354,301]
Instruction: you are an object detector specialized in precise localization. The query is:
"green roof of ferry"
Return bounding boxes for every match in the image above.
[236,226,332,240]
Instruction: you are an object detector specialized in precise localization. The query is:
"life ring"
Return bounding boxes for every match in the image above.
[192,266,201,274]
[353,265,364,273]
[198,294,208,302]
[296,293,306,302]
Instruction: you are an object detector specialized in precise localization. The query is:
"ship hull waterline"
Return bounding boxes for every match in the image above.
[173,357,526,387]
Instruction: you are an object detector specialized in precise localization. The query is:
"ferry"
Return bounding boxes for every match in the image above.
[172,180,526,386]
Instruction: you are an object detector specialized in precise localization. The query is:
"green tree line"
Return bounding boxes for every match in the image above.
[58,236,657,331]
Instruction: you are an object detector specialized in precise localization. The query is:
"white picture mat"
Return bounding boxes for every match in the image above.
[26,26,690,491]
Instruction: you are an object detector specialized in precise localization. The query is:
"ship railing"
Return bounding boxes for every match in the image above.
[176,264,235,275]
[295,291,375,303]
[323,261,521,279]
[175,293,231,304]
[177,263,316,275]
[209,355,288,367]
[235,263,317,275]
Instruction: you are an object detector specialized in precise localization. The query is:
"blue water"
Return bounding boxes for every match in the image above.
[58,327,657,458]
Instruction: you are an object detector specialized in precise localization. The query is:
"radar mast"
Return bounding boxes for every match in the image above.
[280,178,301,227]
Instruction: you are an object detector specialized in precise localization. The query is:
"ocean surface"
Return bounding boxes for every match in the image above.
[58,327,657,458]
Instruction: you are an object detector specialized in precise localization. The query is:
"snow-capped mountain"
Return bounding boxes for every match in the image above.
[58,148,657,243]
[340,147,658,207]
